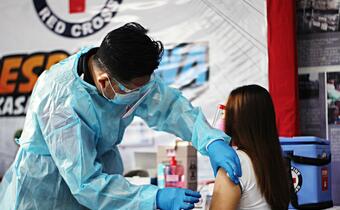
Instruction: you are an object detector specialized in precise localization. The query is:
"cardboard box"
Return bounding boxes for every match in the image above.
[157,143,197,190]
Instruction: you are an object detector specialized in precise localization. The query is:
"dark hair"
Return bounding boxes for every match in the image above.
[225,84,290,210]
[94,22,164,82]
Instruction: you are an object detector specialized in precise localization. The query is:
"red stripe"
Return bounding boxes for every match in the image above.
[266,0,300,136]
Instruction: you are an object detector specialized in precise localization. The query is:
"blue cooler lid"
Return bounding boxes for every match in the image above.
[279,136,329,145]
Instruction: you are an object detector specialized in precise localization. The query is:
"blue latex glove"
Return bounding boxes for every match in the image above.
[156,188,201,210]
[207,140,242,184]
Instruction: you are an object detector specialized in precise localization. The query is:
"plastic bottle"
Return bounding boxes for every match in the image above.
[157,163,166,189]
[164,151,185,188]
[212,104,226,130]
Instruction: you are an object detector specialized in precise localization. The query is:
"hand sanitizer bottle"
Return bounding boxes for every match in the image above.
[164,149,185,188]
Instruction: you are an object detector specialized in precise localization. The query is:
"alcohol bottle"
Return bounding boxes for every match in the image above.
[164,150,185,188]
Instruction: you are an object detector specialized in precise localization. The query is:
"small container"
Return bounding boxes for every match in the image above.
[164,149,185,188]
[212,104,226,130]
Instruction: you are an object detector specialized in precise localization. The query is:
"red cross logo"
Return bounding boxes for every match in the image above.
[69,0,85,14]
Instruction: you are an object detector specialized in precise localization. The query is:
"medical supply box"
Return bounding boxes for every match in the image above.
[280,136,333,209]
[157,143,197,190]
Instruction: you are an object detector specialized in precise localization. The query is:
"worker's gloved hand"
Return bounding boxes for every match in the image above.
[156,188,201,210]
[207,140,242,184]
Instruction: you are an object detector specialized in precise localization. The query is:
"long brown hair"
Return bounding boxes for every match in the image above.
[225,85,289,210]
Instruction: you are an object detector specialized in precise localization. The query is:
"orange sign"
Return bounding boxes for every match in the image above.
[0,51,69,116]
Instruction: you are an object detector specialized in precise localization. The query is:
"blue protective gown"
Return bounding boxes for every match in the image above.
[0,48,230,210]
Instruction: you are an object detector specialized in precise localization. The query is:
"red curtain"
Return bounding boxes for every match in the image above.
[266,0,300,137]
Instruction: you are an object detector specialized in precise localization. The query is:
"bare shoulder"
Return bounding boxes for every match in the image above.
[210,168,241,210]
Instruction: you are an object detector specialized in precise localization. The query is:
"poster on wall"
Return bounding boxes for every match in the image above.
[327,72,340,125]
[298,72,327,138]
[327,72,340,203]
[296,0,340,204]
[297,0,340,69]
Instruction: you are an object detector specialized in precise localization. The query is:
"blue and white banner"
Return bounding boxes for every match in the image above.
[0,0,268,180]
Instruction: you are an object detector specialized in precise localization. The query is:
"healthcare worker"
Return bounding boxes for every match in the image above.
[0,22,241,210]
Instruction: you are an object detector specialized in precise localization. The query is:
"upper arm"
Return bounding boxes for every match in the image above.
[210,168,241,210]
[136,79,230,155]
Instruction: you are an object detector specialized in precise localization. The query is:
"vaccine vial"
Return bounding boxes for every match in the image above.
[212,104,226,130]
